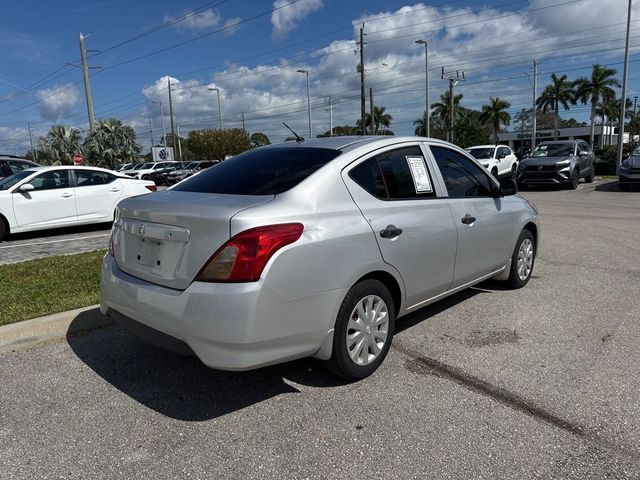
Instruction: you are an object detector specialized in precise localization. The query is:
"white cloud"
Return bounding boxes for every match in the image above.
[222,17,243,36]
[271,0,324,39]
[165,9,221,32]
[36,84,80,122]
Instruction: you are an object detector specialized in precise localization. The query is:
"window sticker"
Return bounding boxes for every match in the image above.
[405,156,433,193]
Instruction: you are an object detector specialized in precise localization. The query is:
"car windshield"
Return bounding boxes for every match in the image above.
[120,164,134,170]
[531,144,574,157]
[467,148,495,160]
[0,170,33,190]
[184,162,199,169]
[173,147,341,195]
[632,146,640,156]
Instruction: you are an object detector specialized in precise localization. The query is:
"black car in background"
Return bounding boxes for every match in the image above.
[0,156,40,180]
[516,140,595,190]
[166,160,219,185]
[146,162,185,186]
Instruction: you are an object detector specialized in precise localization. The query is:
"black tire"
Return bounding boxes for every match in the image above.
[585,168,594,183]
[511,164,518,177]
[491,167,499,179]
[517,182,527,190]
[567,168,579,190]
[619,183,629,191]
[505,229,536,289]
[0,218,6,242]
[324,279,396,381]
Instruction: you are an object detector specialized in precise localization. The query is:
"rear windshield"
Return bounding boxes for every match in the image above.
[173,147,341,195]
[466,148,494,160]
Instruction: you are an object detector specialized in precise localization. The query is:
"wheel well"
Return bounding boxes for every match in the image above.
[0,213,9,238]
[523,222,537,245]
[356,271,402,316]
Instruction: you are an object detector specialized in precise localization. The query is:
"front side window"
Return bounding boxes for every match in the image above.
[29,170,71,191]
[75,170,115,187]
[9,161,34,174]
[173,147,341,195]
[430,146,493,198]
[498,147,510,158]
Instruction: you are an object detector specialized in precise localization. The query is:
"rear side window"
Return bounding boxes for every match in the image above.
[430,146,493,198]
[75,170,115,186]
[349,146,436,200]
[173,147,341,195]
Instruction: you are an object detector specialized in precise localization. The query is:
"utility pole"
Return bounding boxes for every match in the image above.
[369,88,375,135]
[327,97,334,136]
[242,113,246,133]
[442,68,464,143]
[617,0,633,172]
[147,110,154,149]
[168,78,177,154]
[532,59,538,151]
[152,101,166,147]
[358,25,366,135]
[207,87,224,130]
[297,69,312,138]
[415,39,429,137]
[27,123,37,162]
[633,96,638,140]
[176,124,183,161]
[79,33,96,132]
[520,108,525,152]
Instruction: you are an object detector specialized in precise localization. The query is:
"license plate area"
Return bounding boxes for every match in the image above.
[136,238,165,267]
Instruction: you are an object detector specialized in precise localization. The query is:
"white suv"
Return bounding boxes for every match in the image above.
[466,145,518,178]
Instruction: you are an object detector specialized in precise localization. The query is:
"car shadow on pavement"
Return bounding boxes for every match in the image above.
[66,313,348,422]
[595,180,637,192]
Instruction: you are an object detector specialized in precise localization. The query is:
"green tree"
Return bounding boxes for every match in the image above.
[453,109,491,148]
[356,105,393,135]
[573,64,620,147]
[186,128,251,160]
[536,73,575,141]
[250,132,271,148]
[39,124,83,165]
[431,90,464,140]
[83,118,141,169]
[479,97,511,144]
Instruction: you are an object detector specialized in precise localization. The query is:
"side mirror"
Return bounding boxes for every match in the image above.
[17,183,35,193]
[623,153,630,159]
[498,177,517,197]
[579,151,589,158]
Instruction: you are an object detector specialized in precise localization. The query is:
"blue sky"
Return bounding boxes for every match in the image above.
[0,0,638,153]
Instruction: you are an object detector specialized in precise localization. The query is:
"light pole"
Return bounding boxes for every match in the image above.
[617,0,633,171]
[152,101,167,147]
[208,87,224,130]
[415,39,429,137]
[297,69,312,138]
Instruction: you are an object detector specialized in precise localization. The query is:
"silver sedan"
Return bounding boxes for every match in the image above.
[100,136,538,380]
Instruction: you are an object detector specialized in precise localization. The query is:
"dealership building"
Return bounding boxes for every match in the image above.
[496,125,629,151]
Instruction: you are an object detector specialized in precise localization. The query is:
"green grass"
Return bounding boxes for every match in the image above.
[0,250,106,326]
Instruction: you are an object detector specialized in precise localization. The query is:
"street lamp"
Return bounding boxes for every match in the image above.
[297,69,312,138]
[152,101,167,147]
[415,39,429,137]
[207,87,224,130]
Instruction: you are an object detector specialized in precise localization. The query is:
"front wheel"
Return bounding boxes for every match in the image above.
[324,279,395,381]
[567,169,579,190]
[511,164,518,177]
[504,229,536,289]
[0,219,6,242]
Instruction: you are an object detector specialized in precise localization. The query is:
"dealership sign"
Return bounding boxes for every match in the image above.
[152,146,174,162]
[517,130,561,139]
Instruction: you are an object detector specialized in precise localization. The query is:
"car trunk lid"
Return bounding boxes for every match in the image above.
[112,190,274,290]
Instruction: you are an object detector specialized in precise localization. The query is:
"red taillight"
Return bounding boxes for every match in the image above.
[195,223,304,283]
[145,185,157,192]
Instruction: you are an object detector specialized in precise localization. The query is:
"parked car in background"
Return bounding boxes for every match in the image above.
[101,136,538,380]
[466,145,518,178]
[115,163,134,172]
[166,160,218,185]
[619,146,640,190]
[131,161,178,180]
[146,162,185,186]
[0,156,39,180]
[0,166,156,240]
[516,140,594,189]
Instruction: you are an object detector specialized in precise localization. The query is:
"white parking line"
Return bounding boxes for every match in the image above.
[0,233,110,249]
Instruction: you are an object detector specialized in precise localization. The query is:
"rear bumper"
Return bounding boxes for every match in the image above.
[100,254,345,370]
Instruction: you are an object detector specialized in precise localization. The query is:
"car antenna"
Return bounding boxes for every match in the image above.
[282,122,304,142]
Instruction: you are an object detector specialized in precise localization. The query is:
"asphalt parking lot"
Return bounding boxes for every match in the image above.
[1,180,639,479]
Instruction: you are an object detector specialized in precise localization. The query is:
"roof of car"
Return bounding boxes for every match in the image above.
[21,165,123,174]
[538,140,579,145]
[262,135,453,152]
[467,145,500,149]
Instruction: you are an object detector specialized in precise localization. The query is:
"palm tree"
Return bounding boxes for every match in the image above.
[414,110,428,136]
[431,91,464,137]
[479,97,511,144]
[598,97,634,146]
[83,118,141,169]
[356,105,393,134]
[39,124,83,165]
[573,64,620,148]
[536,73,575,141]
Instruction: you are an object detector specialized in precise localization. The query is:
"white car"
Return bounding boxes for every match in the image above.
[466,145,518,178]
[128,161,178,180]
[0,166,156,240]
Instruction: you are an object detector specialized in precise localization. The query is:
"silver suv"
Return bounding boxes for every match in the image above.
[101,137,539,380]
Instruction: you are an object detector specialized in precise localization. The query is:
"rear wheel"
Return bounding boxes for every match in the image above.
[505,229,536,289]
[325,279,395,381]
[0,218,6,241]
[511,163,517,177]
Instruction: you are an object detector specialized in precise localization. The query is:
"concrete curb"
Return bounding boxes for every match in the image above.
[0,305,113,354]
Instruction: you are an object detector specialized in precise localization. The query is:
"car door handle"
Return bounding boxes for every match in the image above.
[461,214,476,225]
[60,192,73,198]
[379,225,403,238]
[109,188,121,192]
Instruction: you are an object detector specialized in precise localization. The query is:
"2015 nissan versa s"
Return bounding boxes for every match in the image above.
[100,136,539,380]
